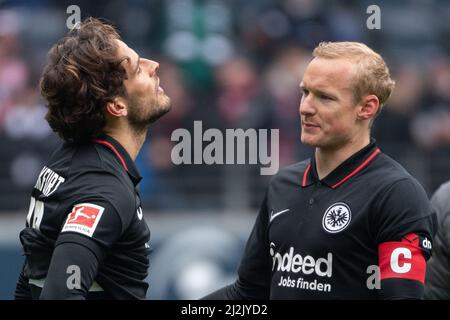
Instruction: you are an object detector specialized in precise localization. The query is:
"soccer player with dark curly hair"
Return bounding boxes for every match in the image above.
[14,17,171,299]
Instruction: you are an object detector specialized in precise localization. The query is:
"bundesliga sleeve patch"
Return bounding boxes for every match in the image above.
[61,203,104,237]
[378,233,426,284]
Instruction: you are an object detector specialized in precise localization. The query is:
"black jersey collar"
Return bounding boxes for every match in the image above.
[301,138,381,189]
[94,134,142,185]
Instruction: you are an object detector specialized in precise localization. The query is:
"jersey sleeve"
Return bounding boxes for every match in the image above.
[424,182,450,299]
[378,233,427,299]
[203,193,271,300]
[373,178,437,299]
[56,199,123,262]
[235,192,271,299]
[38,199,123,299]
[374,178,436,255]
[14,261,32,300]
[39,242,99,299]
[63,167,137,233]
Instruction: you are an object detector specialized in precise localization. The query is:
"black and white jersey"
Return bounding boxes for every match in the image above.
[16,134,150,299]
[206,139,437,299]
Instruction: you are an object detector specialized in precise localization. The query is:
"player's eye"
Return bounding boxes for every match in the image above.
[319,94,333,101]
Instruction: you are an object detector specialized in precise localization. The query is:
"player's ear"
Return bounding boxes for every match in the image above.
[357,94,379,121]
[106,97,128,117]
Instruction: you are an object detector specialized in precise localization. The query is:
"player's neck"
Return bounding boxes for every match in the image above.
[103,126,147,161]
[315,135,370,180]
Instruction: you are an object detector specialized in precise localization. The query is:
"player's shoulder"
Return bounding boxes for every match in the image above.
[43,141,108,184]
[63,142,128,181]
[431,181,450,222]
[277,159,311,176]
[367,153,432,214]
[39,142,136,227]
[432,181,450,203]
[72,142,112,170]
[46,141,105,172]
[371,152,424,190]
[268,159,310,187]
[62,142,135,203]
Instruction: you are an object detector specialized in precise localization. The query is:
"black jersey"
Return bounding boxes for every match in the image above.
[15,134,150,299]
[206,139,437,299]
[424,181,450,299]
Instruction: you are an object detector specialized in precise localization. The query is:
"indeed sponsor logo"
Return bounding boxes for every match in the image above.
[270,242,332,278]
[422,237,432,250]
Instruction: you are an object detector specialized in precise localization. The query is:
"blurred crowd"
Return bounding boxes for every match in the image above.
[1,0,450,212]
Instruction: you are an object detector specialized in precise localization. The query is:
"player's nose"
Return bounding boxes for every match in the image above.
[299,95,315,116]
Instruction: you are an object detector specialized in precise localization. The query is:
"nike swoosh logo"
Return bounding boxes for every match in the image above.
[270,209,290,222]
[137,207,143,220]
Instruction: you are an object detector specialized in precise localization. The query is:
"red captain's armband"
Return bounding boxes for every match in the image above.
[378,233,426,284]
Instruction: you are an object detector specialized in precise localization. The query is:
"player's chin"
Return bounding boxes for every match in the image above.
[300,133,318,147]
[158,95,172,112]
[151,97,172,121]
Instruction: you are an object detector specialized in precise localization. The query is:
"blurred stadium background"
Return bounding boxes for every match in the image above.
[0,0,449,299]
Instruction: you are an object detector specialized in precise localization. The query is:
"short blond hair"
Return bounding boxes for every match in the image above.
[313,41,395,113]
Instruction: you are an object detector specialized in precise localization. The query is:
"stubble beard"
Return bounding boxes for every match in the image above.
[127,93,172,134]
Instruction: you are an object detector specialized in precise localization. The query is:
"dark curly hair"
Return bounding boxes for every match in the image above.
[40,17,128,143]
